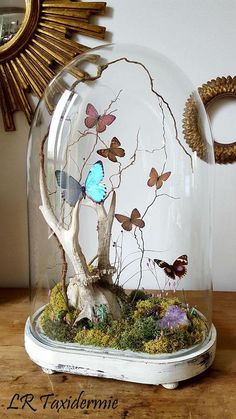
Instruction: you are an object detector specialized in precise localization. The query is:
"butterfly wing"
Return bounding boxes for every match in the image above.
[110,137,125,160]
[108,150,118,162]
[85,161,106,203]
[154,259,176,279]
[96,117,107,133]
[156,171,171,189]
[97,148,110,159]
[113,147,125,157]
[130,208,145,229]
[132,218,145,228]
[147,168,158,187]
[86,103,99,117]
[173,255,188,278]
[122,220,133,231]
[115,214,132,231]
[103,114,116,126]
[161,171,171,182]
[110,137,121,148]
[96,114,116,133]
[85,116,98,129]
[130,208,141,219]
[55,170,68,189]
[85,103,99,129]
[55,170,82,207]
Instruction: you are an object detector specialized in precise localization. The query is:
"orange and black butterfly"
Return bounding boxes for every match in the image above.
[147,168,171,189]
[115,208,145,231]
[97,137,125,162]
[154,255,188,280]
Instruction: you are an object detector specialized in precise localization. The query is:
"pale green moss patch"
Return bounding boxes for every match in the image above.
[40,284,208,353]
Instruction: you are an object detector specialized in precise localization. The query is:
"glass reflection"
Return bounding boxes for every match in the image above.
[0,5,25,46]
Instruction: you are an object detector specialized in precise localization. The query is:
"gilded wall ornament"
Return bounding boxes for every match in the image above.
[0,0,107,131]
[183,76,236,164]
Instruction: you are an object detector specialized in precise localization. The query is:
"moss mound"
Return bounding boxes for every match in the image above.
[40,284,208,354]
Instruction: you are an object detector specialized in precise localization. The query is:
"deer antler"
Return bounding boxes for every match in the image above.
[39,147,90,286]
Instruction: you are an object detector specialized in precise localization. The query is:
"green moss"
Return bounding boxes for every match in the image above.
[134,317,157,340]
[128,289,148,303]
[40,317,77,342]
[49,283,68,318]
[118,327,144,351]
[40,304,53,325]
[118,317,157,351]
[107,319,129,343]
[132,296,180,321]
[40,283,208,354]
[40,283,81,341]
[74,329,114,347]
[133,299,160,320]
[144,336,171,354]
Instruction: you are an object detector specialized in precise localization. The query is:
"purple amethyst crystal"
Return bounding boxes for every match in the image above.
[158,305,189,329]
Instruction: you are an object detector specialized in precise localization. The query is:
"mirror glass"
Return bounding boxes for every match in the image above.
[207,96,236,144]
[0,0,25,46]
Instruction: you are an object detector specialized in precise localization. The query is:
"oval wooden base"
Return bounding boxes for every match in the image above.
[24,318,216,388]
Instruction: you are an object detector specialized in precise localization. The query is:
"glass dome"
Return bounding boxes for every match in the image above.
[27,44,214,360]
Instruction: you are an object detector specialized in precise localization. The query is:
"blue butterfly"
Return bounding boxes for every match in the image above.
[55,161,106,206]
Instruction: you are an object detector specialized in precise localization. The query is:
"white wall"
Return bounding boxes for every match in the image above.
[1,0,236,290]
[0,113,29,287]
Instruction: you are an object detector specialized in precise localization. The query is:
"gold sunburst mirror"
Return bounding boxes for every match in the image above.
[0,0,107,131]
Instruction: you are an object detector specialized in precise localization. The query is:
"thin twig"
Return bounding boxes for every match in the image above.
[106,130,139,200]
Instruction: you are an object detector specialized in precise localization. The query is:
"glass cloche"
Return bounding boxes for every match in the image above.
[25,44,216,388]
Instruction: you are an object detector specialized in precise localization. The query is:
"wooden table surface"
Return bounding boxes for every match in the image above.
[0,289,235,419]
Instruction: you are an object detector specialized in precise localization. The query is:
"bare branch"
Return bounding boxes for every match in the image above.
[106,130,139,200]
[83,56,193,169]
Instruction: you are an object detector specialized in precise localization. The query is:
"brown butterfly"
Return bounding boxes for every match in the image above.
[115,208,145,231]
[97,137,125,163]
[147,168,171,189]
[154,255,188,280]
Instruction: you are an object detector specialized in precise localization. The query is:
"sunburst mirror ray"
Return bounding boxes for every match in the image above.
[0,0,107,131]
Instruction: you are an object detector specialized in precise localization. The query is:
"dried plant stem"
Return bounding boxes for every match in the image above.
[106,130,139,200]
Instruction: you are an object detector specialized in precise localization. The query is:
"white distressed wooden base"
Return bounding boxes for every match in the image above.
[42,367,55,375]
[24,315,216,388]
[161,382,179,389]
